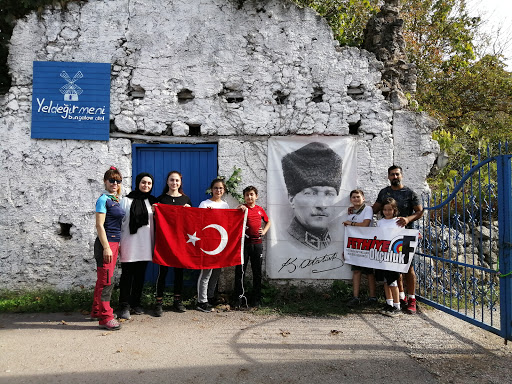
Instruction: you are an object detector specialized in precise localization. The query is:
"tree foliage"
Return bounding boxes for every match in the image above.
[295,0,512,191]
[399,1,512,189]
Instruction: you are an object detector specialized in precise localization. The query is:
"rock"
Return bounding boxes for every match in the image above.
[171,121,189,136]
[114,114,137,133]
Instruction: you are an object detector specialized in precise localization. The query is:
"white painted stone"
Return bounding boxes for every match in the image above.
[393,110,440,193]
[6,100,19,111]
[115,114,137,133]
[171,121,189,136]
[59,27,79,40]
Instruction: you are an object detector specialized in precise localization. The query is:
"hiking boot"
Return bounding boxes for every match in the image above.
[173,300,186,313]
[380,305,400,317]
[406,298,417,314]
[154,304,163,317]
[99,318,121,331]
[347,297,361,308]
[132,306,144,315]
[196,302,212,313]
[118,307,131,320]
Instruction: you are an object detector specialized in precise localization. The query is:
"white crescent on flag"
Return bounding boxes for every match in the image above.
[200,224,229,255]
[154,204,246,269]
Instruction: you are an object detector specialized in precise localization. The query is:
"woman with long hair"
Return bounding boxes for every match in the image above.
[154,171,192,316]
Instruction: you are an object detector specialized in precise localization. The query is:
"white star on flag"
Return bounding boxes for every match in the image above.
[186,232,200,246]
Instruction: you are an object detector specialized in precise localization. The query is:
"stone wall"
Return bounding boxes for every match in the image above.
[0,0,439,290]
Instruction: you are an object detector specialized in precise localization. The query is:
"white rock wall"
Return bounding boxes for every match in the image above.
[0,0,438,290]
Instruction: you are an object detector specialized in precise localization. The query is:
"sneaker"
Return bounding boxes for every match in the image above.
[380,305,400,317]
[406,298,417,314]
[173,300,186,313]
[99,318,121,330]
[379,304,391,315]
[400,298,408,310]
[132,306,144,315]
[196,302,213,313]
[89,313,117,321]
[366,297,379,306]
[118,307,131,320]
[347,297,361,308]
[154,304,163,317]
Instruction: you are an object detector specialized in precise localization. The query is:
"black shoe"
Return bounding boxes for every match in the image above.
[154,304,163,317]
[380,305,400,317]
[347,297,361,308]
[118,307,131,320]
[132,306,144,315]
[366,297,379,307]
[173,300,186,313]
[234,297,249,310]
[196,302,212,313]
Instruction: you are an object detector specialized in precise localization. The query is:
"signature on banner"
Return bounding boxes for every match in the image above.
[278,252,344,274]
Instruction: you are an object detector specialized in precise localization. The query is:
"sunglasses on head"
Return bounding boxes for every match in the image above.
[108,179,122,184]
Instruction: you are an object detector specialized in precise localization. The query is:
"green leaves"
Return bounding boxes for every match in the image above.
[292,0,379,46]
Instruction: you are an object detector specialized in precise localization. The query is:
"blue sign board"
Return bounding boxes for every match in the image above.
[31,61,111,141]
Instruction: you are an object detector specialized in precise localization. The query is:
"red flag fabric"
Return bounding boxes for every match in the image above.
[153,204,247,269]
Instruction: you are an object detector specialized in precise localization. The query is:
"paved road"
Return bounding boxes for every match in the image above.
[1,308,511,383]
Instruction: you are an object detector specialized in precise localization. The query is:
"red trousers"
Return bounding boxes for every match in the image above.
[91,239,119,324]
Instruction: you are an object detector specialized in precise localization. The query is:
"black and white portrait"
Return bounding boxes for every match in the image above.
[282,142,342,251]
[267,137,356,279]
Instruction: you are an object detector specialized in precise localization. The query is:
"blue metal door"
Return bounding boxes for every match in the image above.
[416,148,512,340]
[132,143,218,288]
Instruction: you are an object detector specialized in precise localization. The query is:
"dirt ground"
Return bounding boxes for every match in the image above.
[1,306,511,384]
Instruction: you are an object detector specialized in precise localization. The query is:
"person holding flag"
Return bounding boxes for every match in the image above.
[152,178,247,314]
[196,178,231,312]
[154,171,192,317]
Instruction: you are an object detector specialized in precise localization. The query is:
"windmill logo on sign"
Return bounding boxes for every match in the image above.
[59,71,83,101]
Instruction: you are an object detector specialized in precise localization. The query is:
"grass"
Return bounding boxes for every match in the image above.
[0,288,99,313]
[0,280,364,316]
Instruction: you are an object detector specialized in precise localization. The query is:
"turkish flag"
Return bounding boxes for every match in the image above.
[153,204,248,269]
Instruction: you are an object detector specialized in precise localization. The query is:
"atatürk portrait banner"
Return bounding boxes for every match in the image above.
[267,136,356,279]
